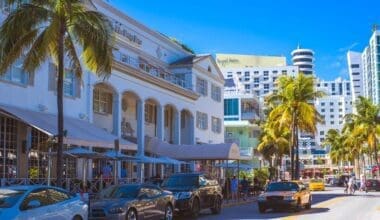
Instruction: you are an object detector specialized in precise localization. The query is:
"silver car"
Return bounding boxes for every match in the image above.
[0,185,88,220]
[89,184,174,220]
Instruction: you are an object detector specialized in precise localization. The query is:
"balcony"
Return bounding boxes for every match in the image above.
[113,51,193,90]
[241,111,259,120]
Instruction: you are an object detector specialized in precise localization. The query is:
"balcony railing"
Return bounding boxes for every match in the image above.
[241,111,259,120]
[113,51,193,90]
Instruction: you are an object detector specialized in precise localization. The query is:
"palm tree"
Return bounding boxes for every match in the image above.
[266,74,325,179]
[0,0,114,186]
[346,96,380,176]
[323,129,352,174]
[258,122,290,179]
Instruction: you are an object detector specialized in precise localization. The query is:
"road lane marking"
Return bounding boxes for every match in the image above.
[313,196,347,208]
[281,196,348,220]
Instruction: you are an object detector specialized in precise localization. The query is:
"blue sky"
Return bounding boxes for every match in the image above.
[109,0,380,80]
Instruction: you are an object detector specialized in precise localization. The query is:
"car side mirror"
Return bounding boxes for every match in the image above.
[26,200,41,209]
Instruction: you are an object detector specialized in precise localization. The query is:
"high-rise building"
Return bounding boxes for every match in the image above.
[314,78,353,147]
[216,54,298,104]
[347,51,364,104]
[361,30,380,105]
[291,47,315,75]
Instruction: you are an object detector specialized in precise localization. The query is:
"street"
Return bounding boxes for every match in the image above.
[188,187,380,220]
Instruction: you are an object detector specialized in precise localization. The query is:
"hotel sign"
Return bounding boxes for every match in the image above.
[111,19,142,47]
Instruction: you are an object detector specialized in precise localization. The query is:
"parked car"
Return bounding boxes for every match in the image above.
[365,179,380,191]
[161,173,223,217]
[89,184,174,220]
[309,179,325,191]
[0,185,87,220]
[257,181,312,213]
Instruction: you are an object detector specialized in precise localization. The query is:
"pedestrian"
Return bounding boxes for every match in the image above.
[224,177,231,199]
[231,175,239,202]
[359,174,366,192]
[241,176,249,200]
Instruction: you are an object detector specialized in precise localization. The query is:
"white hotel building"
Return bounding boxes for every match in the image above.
[314,78,352,147]
[216,54,298,104]
[0,0,227,183]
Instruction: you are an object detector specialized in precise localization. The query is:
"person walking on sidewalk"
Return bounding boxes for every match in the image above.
[241,176,249,201]
[224,177,231,200]
[231,175,239,202]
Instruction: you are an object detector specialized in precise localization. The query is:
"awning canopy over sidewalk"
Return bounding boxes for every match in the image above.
[0,104,137,150]
[147,137,245,161]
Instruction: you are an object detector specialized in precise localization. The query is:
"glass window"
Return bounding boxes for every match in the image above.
[254,77,259,83]
[211,117,221,133]
[196,112,208,130]
[224,99,238,116]
[0,58,29,85]
[321,109,325,113]
[211,84,221,102]
[0,189,26,208]
[20,189,51,211]
[350,64,360,68]
[330,109,334,112]
[245,84,251,90]
[263,71,269,76]
[264,84,269,89]
[244,71,250,77]
[196,77,208,96]
[144,103,156,124]
[63,70,75,97]
[320,131,324,135]
[321,102,325,106]
[48,189,70,204]
[263,77,269,81]
[254,71,259,75]
[93,88,113,114]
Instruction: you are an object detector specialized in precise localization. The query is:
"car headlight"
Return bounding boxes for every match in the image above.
[174,192,192,200]
[108,206,126,214]
[284,195,296,201]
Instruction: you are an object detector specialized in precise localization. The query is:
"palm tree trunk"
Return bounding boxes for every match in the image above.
[290,112,296,180]
[295,126,300,180]
[374,139,379,178]
[56,19,66,187]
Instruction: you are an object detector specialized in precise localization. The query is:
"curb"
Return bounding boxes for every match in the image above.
[223,198,257,208]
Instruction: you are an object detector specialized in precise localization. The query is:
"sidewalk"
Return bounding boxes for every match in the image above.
[223,196,257,208]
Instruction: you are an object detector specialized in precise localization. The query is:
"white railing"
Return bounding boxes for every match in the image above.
[113,51,193,90]
[0,177,138,194]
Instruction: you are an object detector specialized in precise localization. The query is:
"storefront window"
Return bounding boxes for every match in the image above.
[0,116,17,178]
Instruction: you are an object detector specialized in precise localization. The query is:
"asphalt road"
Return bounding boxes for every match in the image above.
[181,187,380,220]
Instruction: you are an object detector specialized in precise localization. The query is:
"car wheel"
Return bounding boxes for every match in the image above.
[191,198,200,218]
[294,199,301,212]
[258,204,266,213]
[72,215,82,220]
[126,209,138,220]
[164,204,173,220]
[305,197,311,209]
[211,196,222,214]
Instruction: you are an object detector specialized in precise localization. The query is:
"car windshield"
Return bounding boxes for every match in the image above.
[266,182,299,192]
[97,185,139,199]
[0,189,26,208]
[310,179,323,183]
[162,176,199,187]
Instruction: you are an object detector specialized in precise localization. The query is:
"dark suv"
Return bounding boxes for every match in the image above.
[161,173,223,217]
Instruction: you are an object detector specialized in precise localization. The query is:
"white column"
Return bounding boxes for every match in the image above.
[137,100,145,182]
[157,105,164,141]
[189,114,195,144]
[173,110,181,144]
[113,93,122,137]
[87,73,93,123]
[87,147,93,180]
